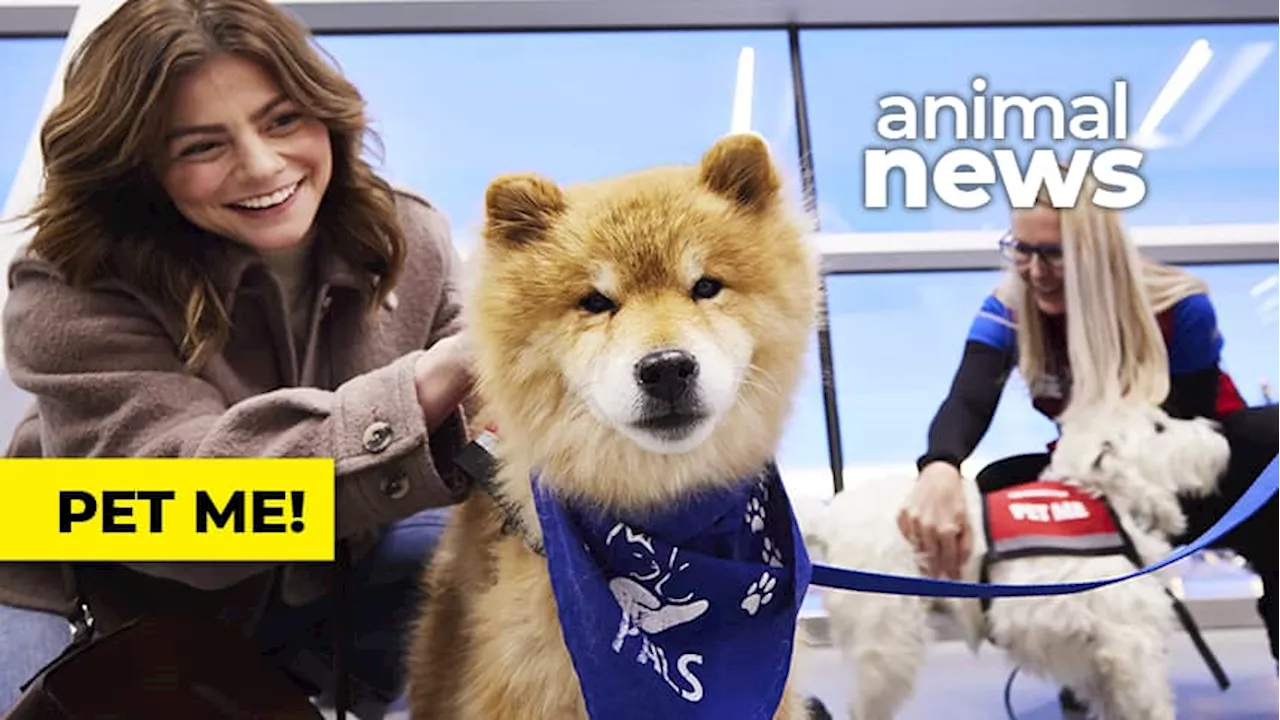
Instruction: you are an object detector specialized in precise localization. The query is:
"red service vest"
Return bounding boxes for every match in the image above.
[982,480,1131,563]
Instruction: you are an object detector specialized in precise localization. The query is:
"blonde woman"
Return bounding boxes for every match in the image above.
[896,175,1278,689]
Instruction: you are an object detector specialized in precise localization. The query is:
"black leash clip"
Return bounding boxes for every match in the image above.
[453,430,499,489]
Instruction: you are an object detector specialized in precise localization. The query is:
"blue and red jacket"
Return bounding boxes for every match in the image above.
[917,292,1246,472]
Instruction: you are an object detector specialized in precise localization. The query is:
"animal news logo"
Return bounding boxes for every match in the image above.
[864,77,1145,211]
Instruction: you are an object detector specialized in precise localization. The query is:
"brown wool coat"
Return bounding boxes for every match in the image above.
[0,190,468,630]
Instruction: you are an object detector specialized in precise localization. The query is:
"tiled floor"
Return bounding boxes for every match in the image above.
[328,628,1277,719]
[795,629,1278,720]
[322,552,1275,719]
[7,562,1267,719]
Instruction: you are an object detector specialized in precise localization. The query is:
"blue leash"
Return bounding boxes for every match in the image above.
[809,455,1278,598]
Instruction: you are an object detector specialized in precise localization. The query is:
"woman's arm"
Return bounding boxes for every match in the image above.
[918,342,1011,470]
[916,295,1015,471]
[397,191,473,433]
[2,199,469,591]
[1162,293,1227,421]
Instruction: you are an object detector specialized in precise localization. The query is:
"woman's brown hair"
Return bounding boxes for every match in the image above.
[22,0,404,369]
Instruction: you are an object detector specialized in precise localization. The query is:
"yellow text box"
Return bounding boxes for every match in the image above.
[0,459,335,561]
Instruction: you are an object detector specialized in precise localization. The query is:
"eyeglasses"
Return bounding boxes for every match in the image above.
[999,233,1064,270]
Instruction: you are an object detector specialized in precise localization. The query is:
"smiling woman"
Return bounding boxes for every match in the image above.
[23,0,407,369]
[0,0,478,715]
[157,54,334,254]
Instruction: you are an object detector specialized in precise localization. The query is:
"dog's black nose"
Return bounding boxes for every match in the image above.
[635,349,699,401]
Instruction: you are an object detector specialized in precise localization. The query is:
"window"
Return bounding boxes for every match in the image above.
[314,30,833,494]
[803,22,1277,496]
[799,24,1280,234]
[1194,262,1279,406]
[314,31,804,253]
[826,268,1056,480]
[0,37,64,208]
[826,261,1280,484]
[779,338,831,498]
[0,37,64,446]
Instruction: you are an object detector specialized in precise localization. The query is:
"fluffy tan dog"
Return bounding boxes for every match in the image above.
[406,133,820,720]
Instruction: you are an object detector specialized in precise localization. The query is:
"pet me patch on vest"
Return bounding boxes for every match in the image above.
[982,480,1130,563]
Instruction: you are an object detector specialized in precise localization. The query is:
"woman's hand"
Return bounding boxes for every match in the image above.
[413,334,475,431]
[896,461,973,579]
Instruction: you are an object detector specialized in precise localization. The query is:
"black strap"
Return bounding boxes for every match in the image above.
[455,434,544,556]
[16,564,96,694]
[331,540,351,719]
[59,563,95,646]
[1124,553,1232,691]
[1109,513,1230,691]
[1167,588,1230,690]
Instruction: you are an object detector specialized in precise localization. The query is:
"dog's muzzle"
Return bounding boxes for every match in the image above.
[635,349,699,404]
[633,349,707,438]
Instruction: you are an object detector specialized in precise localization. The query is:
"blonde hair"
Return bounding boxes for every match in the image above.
[996,167,1209,417]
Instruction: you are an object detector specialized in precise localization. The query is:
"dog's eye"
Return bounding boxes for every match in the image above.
[691,276,723,301]
[578,290,618,315]
[1154,422,1166,434]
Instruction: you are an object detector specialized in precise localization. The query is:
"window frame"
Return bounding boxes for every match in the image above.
[816,224,1279,274]
[2,0,1277,38]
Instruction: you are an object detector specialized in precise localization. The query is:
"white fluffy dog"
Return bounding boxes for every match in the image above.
[797,403,1230,720]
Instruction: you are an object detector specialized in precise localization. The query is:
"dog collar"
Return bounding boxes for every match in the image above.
[453,431,545,555]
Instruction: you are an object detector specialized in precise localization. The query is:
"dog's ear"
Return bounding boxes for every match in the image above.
[1092,440,1116,472]
[699,132,782,212]
[483,173,567,247]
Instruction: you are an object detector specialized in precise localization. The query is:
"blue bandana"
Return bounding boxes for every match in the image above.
[531,463,812,720]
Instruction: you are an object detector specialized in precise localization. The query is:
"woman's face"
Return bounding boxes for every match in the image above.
[1008,205,1066,316]
[157,53,333,253]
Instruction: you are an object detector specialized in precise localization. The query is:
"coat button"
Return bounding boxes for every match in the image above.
[380,473,410,500]
[362,421,394,454]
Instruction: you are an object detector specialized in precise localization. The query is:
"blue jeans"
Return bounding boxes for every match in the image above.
[257,507,452,719]
[0,603,71,713]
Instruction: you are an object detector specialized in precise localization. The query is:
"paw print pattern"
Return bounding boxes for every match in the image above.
[740,572,777,616]
[761,537,784,568]
[744,498,766,533]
